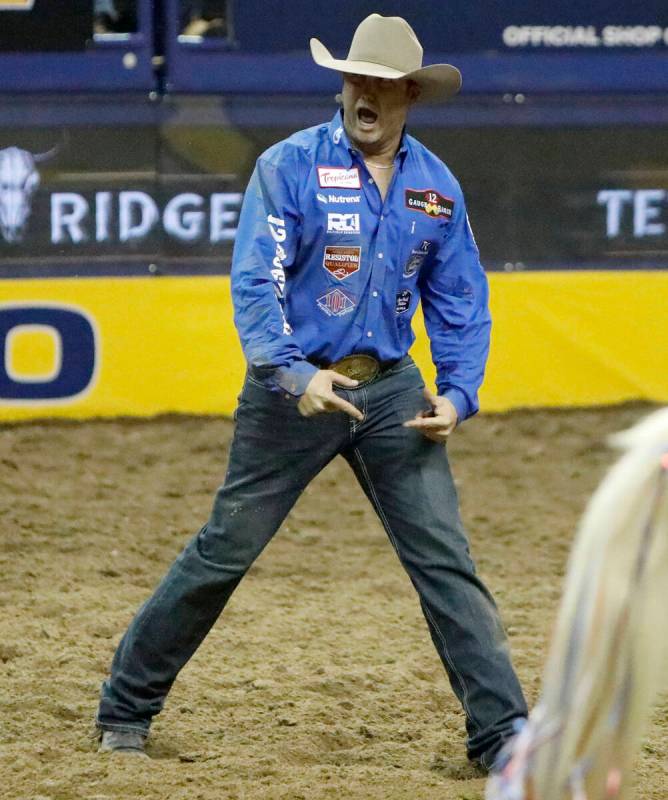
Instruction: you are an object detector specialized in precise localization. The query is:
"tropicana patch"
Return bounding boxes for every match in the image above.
[405,188,454,220]
[317,166,361,189]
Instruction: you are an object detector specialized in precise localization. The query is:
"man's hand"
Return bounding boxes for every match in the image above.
[297,370,364,421]
[403,388,458,442]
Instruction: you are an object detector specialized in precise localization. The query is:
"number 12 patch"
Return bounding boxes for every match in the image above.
[405,188,454,219]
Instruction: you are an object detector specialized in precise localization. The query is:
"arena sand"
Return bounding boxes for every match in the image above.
[0,404,666,800]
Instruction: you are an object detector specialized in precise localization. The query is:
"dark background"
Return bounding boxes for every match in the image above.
[0,1,665,275]
[232,0,668,53]
[0,0,92,51]
[1,114,666,274]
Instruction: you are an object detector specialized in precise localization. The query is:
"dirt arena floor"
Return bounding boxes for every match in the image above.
[1,403,666,800]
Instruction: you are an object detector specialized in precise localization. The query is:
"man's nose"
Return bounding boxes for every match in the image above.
[358,75,380,94]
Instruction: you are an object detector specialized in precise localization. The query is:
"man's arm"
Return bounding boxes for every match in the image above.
[231,145,362,421]
[231,145,318,397]
[410,188,491,435]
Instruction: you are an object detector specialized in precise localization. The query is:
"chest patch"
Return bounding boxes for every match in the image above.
[322,245,361,280]
[327,212,360,234]
[403,239,433,277]
[395,290,412,314]
[405,188,454,220]
[317,166,361,189]
[317,288,356,317]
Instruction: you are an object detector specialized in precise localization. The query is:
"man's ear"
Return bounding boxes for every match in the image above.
[408,80,421,104]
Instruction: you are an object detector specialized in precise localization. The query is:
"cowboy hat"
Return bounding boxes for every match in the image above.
[310,14,462,103]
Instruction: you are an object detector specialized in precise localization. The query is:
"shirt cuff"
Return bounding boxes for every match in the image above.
[273,360,319,397]
[442,387,471,424]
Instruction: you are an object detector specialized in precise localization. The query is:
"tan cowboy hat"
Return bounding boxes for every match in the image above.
[310,13,462,103]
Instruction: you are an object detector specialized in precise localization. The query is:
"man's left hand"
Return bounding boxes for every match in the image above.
[403,388,458,442]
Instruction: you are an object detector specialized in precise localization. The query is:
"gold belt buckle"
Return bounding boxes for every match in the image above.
[329,354,380,384]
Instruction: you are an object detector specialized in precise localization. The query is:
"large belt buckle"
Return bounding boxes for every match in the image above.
[329,354,380,385]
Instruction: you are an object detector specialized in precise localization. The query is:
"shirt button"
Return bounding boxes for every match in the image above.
[368,177,374,184]
[380,215,384,221]
[378,253,384,259]
[367,331,373,338]
[372,291,378,297]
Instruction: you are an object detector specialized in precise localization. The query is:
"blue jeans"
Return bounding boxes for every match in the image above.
[97,357,527,766]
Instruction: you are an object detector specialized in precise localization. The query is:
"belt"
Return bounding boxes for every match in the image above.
[318,354,402,386]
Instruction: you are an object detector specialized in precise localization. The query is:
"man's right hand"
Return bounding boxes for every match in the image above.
[297,370,364,421]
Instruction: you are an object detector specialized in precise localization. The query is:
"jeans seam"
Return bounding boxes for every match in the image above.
[349,387,367,441]
[95,718,149,736]
[352,446,481,732]
[370,361,416,387]
[385,361,417,378]
[245,374,267,389]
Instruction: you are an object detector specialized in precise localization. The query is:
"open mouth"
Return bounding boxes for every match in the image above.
[356,105,378,126]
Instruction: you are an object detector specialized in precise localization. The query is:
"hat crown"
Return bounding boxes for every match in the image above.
[347,14,423,74]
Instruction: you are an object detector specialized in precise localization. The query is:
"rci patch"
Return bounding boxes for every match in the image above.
[395,290,412,314]
[327,213,360,234]
[317,288,356,317]
[405,189,454,220]
[322,245,361,280]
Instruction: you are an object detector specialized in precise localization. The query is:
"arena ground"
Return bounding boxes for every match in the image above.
[0,404,666,800]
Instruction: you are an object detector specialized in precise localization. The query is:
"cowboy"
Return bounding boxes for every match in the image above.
[96,13,528,769]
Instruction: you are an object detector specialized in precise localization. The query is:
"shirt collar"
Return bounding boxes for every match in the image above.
[328,110,410,170]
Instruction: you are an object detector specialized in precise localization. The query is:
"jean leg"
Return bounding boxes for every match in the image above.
[343,369,527,765]
[97,378,348,733]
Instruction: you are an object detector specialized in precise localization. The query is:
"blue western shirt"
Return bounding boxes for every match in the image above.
[231,111,491,421]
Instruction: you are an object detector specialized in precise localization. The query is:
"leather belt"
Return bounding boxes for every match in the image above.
[321,354,399,386]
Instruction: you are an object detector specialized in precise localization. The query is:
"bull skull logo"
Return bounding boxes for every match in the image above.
[0,145,57,244]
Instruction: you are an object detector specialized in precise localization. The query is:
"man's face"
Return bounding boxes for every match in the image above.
[340,73,419,155]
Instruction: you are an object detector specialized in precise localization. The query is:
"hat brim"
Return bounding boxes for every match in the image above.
[310,38,462,103]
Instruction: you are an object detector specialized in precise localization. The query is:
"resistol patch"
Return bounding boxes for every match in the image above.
[405,189,454,219]
[322,245,361,280]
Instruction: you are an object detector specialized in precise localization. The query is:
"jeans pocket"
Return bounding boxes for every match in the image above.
[242,375,299,413]
[390,384,430,425]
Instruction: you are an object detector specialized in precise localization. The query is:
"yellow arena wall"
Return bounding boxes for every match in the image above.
[0,271,667,422]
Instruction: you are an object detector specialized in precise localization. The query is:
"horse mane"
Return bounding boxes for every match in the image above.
[487,407,668,800]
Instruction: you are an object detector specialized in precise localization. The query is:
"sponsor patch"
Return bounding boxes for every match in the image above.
[327,212,360,235]
[317,288,356,317]
[405,188,454,219]
[318,166,361,189]
[317,193,361,205]
[395,290,412,314]
[322,245,361,280]
[403,239,433,277]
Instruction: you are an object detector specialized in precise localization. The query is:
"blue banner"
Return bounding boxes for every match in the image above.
[231,1,668,53]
